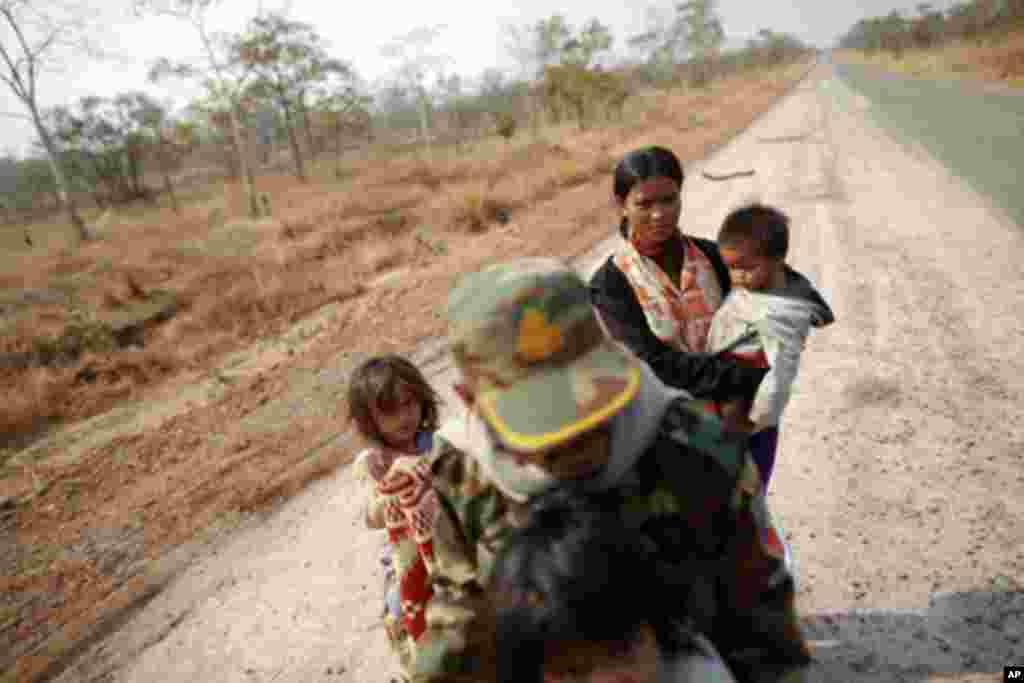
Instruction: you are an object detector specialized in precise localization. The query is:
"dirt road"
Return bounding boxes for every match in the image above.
[833,60,1024,227]
[50,63,1023,683]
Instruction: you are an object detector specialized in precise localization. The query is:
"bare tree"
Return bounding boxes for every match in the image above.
[310,73,371,178]
[533,15,573,73]
[380,24,450,158]
[500,21,540,81]
[680,0,726,85]
[501,14,580,79]
[628,4,689,83]
[314,97,370,179]
[135,96,190,213]
[503,14,617,131]
[561,18,614,68]
[67,93,169,206]
[135,0,263,218]
[0,0,96,240]
[500,21,545,133]
[435,72,483,153]
[235,12,356,181]
[504,15,618,130]
[46,94,155,208]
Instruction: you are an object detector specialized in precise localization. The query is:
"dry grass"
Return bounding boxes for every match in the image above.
[0,61,812,443]
[443,181,510,233]
[0,61,816,683]
[0,367,67,445]
[0,70,794,442]
[0,69,810,445]
[836,29,1024,87]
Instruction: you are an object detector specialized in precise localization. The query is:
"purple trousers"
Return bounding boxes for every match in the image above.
[750,427,780,491]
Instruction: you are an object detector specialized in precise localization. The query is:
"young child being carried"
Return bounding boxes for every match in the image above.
[708,203,835,492]
[348,354,443,681]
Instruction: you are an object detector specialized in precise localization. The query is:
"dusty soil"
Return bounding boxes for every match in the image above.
[13,60,1021,683]
[1,63,817,682]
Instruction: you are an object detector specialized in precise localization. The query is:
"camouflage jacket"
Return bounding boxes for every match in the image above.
[411,399,812,683]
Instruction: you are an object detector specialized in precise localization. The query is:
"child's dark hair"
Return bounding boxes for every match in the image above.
[613,146,685,238]
[717,202,790,260]
[491,488,699,683]
[347,354,440,446]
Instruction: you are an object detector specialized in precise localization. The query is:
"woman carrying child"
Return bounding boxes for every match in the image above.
[348,354,443,681]
[589,147,834,493]
[589,145,766,403]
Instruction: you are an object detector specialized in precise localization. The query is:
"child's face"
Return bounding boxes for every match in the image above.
[721,240,782,292]
[371,381,423,450]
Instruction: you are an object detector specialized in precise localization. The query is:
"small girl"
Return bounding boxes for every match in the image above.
[348,354,443,679]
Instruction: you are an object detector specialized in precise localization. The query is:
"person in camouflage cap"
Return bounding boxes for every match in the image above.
[445,256,640,456]
[412,257,811,683]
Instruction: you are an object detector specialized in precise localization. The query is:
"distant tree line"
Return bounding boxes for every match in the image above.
[0,0,811,233]
[839,0,1024,53]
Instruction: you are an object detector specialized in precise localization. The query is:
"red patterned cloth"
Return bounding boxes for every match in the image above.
[613,237,724,353]
[362,447,440,641]
[722,349,769,370]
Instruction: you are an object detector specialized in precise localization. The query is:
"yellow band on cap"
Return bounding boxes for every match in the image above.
[475,365,641,453]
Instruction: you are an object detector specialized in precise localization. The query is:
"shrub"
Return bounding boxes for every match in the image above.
[494,112,517,141]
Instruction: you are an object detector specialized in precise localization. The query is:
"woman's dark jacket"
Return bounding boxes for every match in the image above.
[589,235,768,402]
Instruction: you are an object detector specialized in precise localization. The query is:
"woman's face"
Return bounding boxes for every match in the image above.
[542,625,660,683]
[621,176,682,258]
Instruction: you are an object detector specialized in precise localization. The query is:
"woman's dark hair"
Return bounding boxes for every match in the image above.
[491,488,696,683]
[347,354,441,446]
[613,146,685,238]
[717,202,790,260]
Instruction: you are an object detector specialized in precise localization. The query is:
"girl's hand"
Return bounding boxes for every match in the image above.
[366,503,386,529]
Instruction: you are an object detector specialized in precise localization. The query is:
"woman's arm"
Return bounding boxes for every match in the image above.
[589,258,766,402]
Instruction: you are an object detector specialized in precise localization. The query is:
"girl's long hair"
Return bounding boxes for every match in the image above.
[346,354,441,446]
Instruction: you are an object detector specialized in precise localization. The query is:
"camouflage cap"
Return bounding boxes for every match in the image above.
[446,257,640,453]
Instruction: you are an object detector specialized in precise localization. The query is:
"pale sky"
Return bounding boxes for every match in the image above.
[0,0,958,156]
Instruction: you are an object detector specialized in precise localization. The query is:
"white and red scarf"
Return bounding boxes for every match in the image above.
[613,237,723,353]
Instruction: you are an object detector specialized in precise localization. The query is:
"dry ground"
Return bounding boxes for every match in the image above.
[0,62,814,681]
